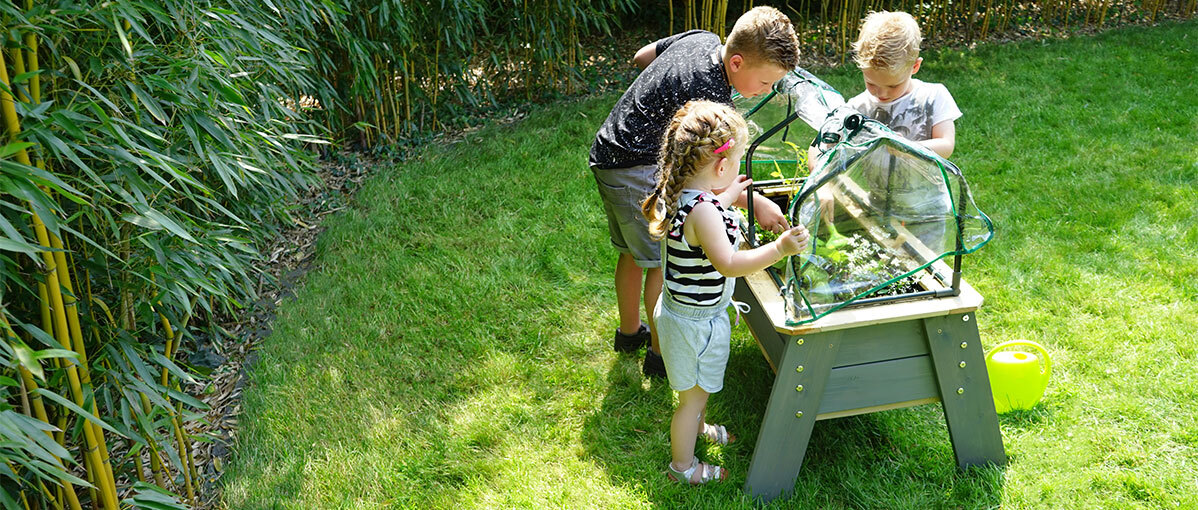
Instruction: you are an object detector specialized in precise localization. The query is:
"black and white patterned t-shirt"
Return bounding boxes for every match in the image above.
[589,31,733,170]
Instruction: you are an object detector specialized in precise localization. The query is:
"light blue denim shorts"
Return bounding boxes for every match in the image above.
[654,287,735,394]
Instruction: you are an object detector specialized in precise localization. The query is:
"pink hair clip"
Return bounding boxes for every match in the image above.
[713,137,735,154]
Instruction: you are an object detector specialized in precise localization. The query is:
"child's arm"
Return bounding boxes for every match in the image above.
[715,175,790,232]
[687,203,810,278]
[920,119,956,158]
[633,42,657,70]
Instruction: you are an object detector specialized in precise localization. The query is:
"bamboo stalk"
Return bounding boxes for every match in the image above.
[15,369,85,510]
[139,393,169,488]
[0,46,121,510]
[982,0,994,38]
[4,319,84,510]
[156,310,196,503]
[432,38,440,131]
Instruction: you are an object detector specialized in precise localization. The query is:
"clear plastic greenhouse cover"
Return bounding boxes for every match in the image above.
[762,68,995,325]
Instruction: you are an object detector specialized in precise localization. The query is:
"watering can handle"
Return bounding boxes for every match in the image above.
[985,340,1052,375]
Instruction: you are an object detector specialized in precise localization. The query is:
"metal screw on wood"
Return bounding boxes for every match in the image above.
[957,387,965,394]
[795,411,803,418]
[795,385,804,392]
[959,361,967,368]
[960,342,968,349]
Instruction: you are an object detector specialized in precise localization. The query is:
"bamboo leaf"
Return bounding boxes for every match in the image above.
[115,14,134,57]
[142,208,197,243]
[31,389,124,437]
[0,141,35,159]
[11,341,45,380]
[28,458,90,486]
[0,482,19,510]
[128,81,170,124]
[0,411,72,464]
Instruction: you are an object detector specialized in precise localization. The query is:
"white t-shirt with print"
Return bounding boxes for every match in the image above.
[846,79,962,142]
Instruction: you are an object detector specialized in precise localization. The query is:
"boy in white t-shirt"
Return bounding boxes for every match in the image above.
[846,10,961,158]
[803,12,961,249]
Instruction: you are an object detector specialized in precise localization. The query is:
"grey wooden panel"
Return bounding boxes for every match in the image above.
[923,314,1006,468]
[818,355,940,415]
[830,320,930,368]
[745,330,843,502]
[735,277,785,371]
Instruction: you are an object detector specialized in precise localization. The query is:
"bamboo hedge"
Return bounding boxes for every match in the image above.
[1,0,323,507]
[307,0,1193,143]
[296,0,639,145]
[743,0,1196,63]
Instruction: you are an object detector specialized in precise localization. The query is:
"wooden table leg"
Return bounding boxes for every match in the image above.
[923,313,1006,468]
[744,330,843,502]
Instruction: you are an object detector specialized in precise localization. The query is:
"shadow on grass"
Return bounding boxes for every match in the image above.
[581,330,1008,508]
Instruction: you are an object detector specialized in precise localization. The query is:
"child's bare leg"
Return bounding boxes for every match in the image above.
[644,267,663,353]
[671,386,710,474]
[615,253,644,335]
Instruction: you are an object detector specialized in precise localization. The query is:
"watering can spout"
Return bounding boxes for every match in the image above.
[985,340,1051,413]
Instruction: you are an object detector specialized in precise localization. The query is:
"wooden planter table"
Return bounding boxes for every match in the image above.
[733,262,1006,501]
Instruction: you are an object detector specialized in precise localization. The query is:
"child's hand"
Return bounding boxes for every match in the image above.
[714,174,753,198]
[775,225,810,257]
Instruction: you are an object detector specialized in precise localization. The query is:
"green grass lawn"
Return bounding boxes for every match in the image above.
[220,21,1197,509]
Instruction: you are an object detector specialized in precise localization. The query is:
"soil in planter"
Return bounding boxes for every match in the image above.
[799,231,922,303]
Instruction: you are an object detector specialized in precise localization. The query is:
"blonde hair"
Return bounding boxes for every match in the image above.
[852,11,922,72]
[642,101,748,241]
[725,6,800,71]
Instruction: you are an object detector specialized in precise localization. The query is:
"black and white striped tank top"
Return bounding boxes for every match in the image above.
[665,190,740,306]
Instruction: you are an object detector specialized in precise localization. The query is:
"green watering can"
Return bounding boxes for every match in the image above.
[985,340,1051,413]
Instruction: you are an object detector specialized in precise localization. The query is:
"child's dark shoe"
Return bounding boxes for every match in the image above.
[613,324,650,353]
[643,348,667,379]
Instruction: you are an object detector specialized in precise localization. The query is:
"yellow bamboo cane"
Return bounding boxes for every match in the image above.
[156,310,196,503]
[14,25,120,503]
[16,370,86,510]
[0,44,121,510]
[138,392,168,488]
[3,319,84,510]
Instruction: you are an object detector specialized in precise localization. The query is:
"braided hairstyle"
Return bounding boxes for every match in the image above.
[642,100,749,241]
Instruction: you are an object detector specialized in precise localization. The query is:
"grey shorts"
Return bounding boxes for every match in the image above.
[654,292,734,394]
[591,164,661,268]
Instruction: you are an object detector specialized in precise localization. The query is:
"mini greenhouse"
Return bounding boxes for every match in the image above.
[736,68,994,325]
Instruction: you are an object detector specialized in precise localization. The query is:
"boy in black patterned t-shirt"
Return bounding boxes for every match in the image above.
[589,7,800,378]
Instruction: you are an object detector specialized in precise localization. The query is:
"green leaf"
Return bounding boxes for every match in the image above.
[142,208,197,243]
[115,14,133,58]
[0,480,22,510]
[0,141,35,159]
[12,341,44,380]
[32,348,79,362]
[32,389,124,437]
[61,56,83,81]
[128,81,170,124]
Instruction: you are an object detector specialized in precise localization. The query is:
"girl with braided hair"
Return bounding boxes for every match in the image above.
[642,100,809,485]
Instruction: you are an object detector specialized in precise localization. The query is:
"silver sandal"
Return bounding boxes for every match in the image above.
[699,422,735,445]
[666,458,726,484]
